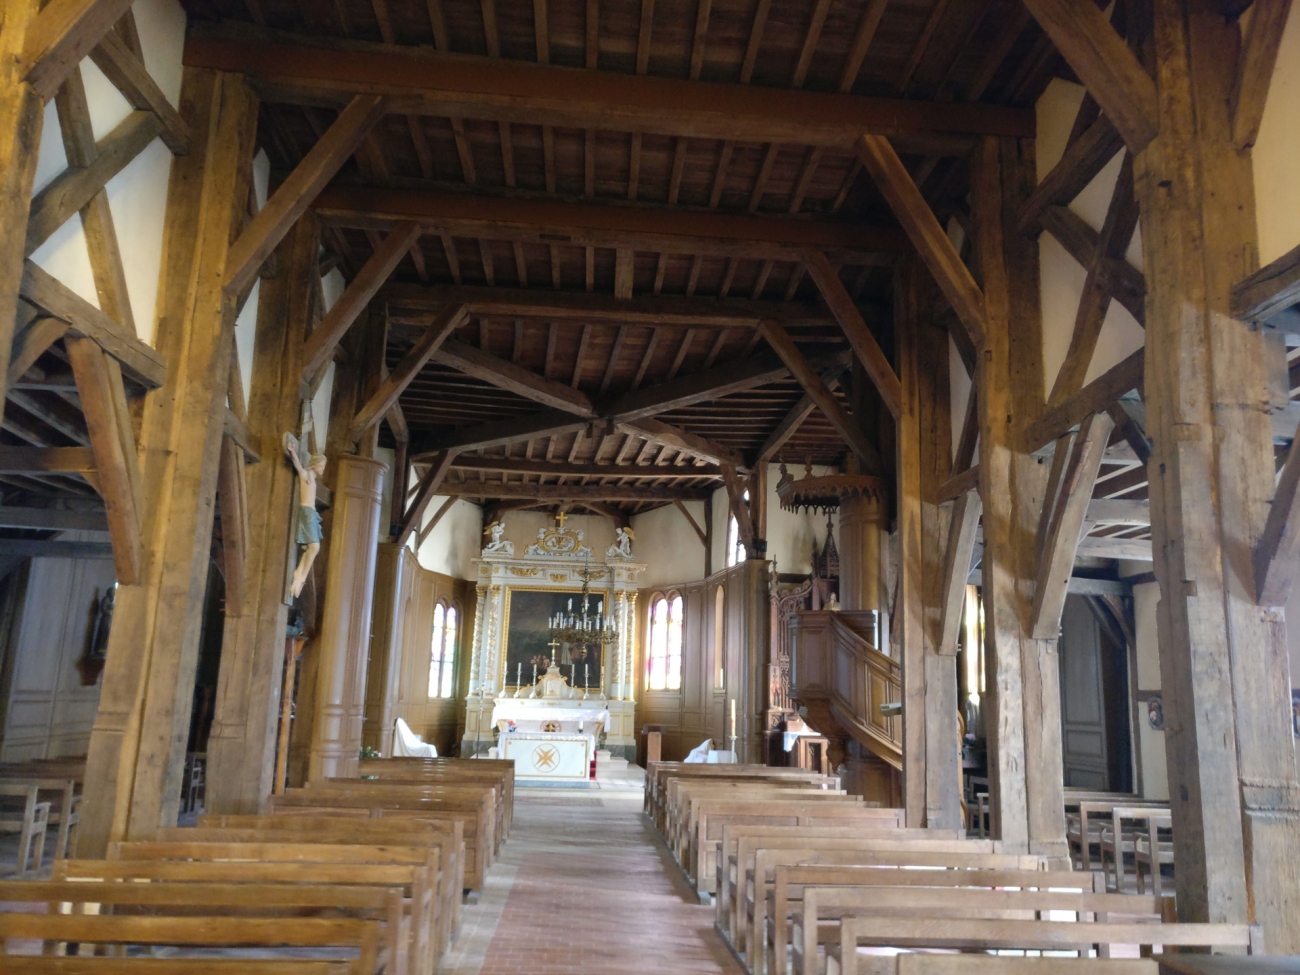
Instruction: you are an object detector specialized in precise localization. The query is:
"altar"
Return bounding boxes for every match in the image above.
[460,514,645,762]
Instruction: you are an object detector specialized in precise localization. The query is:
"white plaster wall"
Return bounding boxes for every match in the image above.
[765,463,838,576]
[631,501,708,587]
[1253,1,1300,266]
[413,497,482,580]
[1129,578,1168,801]
[28,0,187,348]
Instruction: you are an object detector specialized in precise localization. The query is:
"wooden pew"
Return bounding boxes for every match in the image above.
[832,916,1261,975]
[0,777,79,860]
[646,764,836,827]
[269,790,491,892]
[893,956,1159,975]
[358,758,514,838]
[698,807,904,895]
[5,960,362,974]
[734,844,1032,967]
[102,841,439,975]
[769,866,1093,975]
[177,820,460,959]
[798,881,1160,975]
[0,879,405,975]
[0,913,384,973]
[0,784,50,876]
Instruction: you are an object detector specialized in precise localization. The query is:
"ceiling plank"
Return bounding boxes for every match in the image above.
[438,480,710,501]
[757,361,846,462]
[0,446,97,474]
[452,457,718,478]
[185,23,1035,148]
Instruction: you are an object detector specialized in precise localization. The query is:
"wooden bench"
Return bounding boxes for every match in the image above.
[269,791,491,892]
[701,810,906,895]
[832,917,1261,975]
[0,913,384,974]
[0,879,405,975]
[893,955,1159,975]
[646,764,837,827]
[358,758,514,838]
[0,784,50,877]
[731,839,1016,964]
[176,820,460,961]
[768,866,1093,975]
[102,841,439,975]
[798,881,1162,975]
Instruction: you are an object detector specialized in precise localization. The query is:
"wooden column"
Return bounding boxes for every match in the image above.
[0,0,43,405]
[77,69,259,856]
[307,454,387,781]
[901,259,964,830]
[839,493,886,614]
[1135,0,1300,946]
[364,541,411,756]
[973,136,1067,859]
[206,216,318,815]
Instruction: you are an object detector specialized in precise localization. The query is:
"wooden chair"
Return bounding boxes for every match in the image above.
[1098,807,1173,892]
[0,783,50,876]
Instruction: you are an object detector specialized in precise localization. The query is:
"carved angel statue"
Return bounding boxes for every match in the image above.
[606,525,635,560]
[482,520,514,555]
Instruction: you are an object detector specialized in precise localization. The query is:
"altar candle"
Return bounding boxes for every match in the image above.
[584,663,589,690]
[532,664,538,685]
[516,663,522,687]
[729,698,736,739]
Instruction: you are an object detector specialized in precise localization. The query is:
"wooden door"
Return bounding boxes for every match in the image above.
[1058,595,1109,790]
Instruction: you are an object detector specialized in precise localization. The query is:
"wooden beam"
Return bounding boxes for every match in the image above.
[1075,535,1152,561]
[1018,115,1124,234]
[932,462,980,504]
[414,495,457,547]
[19,259,165,388]
[315,184,908,262]
[451,457,719,478]
[803,249,903,417]
[439,479,709,501]
[301,221,421,384]
[387,282,832,328]
[673,498,707,546]
[349,302,467,442]
[396,450,456,546]
[853,135,985,348]
[757,320,882,471]
[26,109,161,257]
[1024,348,1144,453]
[21,0,135,101]
[1232,240,1300,326]
[0,540,114,559]
[1020,0,1158,152]
[757,361,847,461]
[87,28,189,154]
[433,336,595,416]
[937,488,981,654]
[719,461,755,551]
[600,351,805,422]
[0,505,106,530]
[0,445,96,473]
[420,409,589,455]
[618,417,746,470]
[184,24,1034,147]
[225,94,386,296]
[216,433,249,607]
[1039,206,1146,327]
[1229,0,1292,150]
[6,316,70,386]
[1031,411,1114,638]
[1255,409,1300,605]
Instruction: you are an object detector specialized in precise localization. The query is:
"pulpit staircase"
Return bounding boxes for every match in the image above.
[787,610,902,770]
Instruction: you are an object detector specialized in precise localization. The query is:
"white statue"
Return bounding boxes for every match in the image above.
[606,525,635,560]
[826,592,841,612]
[284,433,325,598]
[482,520,514,555]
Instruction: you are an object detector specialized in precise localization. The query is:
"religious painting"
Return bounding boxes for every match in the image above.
[503,588,606,692]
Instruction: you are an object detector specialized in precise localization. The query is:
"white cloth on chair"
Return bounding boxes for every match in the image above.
[393,717,438,757]
[683,738,713,763]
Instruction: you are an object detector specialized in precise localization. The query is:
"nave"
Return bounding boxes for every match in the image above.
[442,770,742,975]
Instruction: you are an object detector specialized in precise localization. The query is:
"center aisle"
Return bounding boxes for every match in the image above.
[438,768,744,975]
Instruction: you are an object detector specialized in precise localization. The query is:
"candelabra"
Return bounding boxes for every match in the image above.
[548,565,619,647]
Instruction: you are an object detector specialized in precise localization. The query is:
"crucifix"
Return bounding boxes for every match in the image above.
[555,510,568,529]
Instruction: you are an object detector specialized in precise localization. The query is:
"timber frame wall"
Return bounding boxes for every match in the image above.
[1,0,1298,955]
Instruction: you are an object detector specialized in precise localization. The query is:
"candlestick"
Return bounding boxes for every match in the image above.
[729,698,736,739]
[583,663,589,699]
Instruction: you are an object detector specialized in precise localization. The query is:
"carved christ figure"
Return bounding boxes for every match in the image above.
[285,433,326,598]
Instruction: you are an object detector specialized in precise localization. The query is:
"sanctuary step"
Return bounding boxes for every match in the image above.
[597,749,629,772]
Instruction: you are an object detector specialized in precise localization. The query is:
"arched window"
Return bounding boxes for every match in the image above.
[725,491,749,567]
[646,594,684,691]
[714,586,725,688]
[429,603,458,698]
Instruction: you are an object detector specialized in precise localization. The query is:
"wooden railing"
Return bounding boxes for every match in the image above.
[788,610,902,767]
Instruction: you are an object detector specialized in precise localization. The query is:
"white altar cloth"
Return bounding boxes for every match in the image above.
[491,702,611,734]
[499,732,594,781]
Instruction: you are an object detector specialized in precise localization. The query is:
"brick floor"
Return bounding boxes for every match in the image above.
[466,791,744,975]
